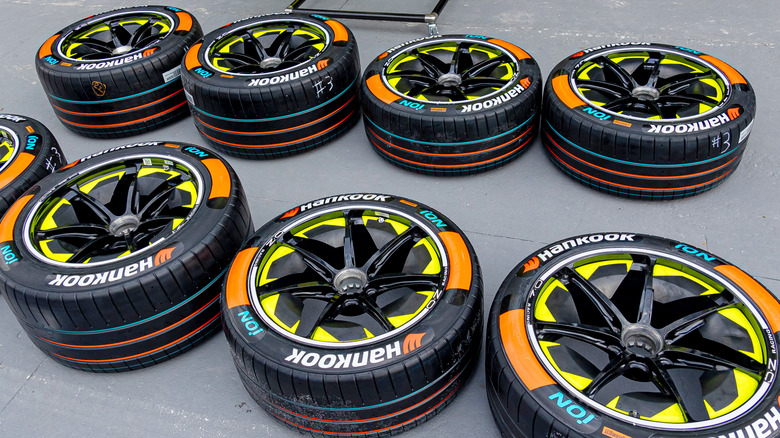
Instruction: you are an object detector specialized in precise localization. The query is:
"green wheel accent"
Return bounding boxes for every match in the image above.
[572,49,728,120]
[382,39,518,103]
[27,155,201,265]
[0,127,19,173]
[207,20,327,75]
[531,252,769,426]
[60,12,173,61]
[250,207,445,346]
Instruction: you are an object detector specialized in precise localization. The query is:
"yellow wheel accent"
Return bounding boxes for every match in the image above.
[540,340,593,390]
[704,369,759,419]
[645,403,685,423]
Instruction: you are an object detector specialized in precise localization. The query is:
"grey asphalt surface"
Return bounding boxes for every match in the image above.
[1,0,778,436]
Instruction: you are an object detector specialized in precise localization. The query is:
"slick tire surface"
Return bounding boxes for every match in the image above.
[35,6,202,138]
[0,114,66,216]
[181,13,360,159]
[222,194,483,436]
[361,34,541,176]
[0,141,253,372]
[486,233,780,438]
[542,43,755,199]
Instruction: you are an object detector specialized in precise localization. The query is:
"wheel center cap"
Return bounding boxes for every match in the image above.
[631,86,660,101]
[109,214,140,236]
[438,73,463,87]
[260,57,282,69]
[112,45,134,56]
[621,324,664,358]
[333,268,367,295]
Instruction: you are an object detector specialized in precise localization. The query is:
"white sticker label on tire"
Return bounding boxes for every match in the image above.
[163,65,182,83]
[184,89,194,105]
[739,120,754,144]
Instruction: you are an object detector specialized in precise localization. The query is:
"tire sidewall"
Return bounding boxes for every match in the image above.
[0,115,61,195]
[223,194,481,378]
[0,141,237,293]
[491,232,780,438]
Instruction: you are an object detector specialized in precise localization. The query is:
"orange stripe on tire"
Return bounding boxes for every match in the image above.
[226,247,259,309]
[38,296,219,349]
[439,231,471,291]
[38,34,59,58]
[0,194,33,242]
[0,152,35,189]
[184,43,203,70]
[370,135,532,169]
[499,309,555,391]
[700,55,746,85]
[201,158,231,199]
[49,313,220,363]
[366,74,399,105]
[53,89,183,116]
[324,20,348,43]
[57,101,186,128]
[175,12,193,32]
[552,75,585,109]
[488,38,530,61]
[715,265,780,333]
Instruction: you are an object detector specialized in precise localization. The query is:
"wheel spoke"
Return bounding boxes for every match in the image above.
[385,72,439,87]
[361,297,396,333]
[282,241,337,282]
[657,94,721,107]
[282,38,323,61]
[362,226,420,275]
[108,20,132,47]
[562,267,628,332]
[660,304,733,343]
[582,353,628,398]
[636,258,655,324]
[257,272,334,295]
[599,56,638,90]
[662,347,764,377]
[367,273,441,296]
[577,79,632,98]
[35,224,109,241]
[67,234,118,263]
[461,54,510,79]
[242,32,268,61]
[601,96,637,111]
[537,321,623,354]
[67,188,114,223]
[459,77,506,92]
[212,52,257,67]
[660,72,718,95]
[452,42,473,74]
[295,299,335,339]
[648,361,709,422]
[129,20,154,48]
[342,211,359,268]
[268,26,295,57]
[411,49,446,77]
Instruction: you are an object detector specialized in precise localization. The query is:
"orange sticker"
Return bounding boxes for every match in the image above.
[439,231,471,291]
[225,247,259,309]
[499,309,555,391]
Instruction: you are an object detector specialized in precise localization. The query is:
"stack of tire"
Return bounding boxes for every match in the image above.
[181,14,361,159]
[361,34,542,176]
[541,43,756,199]
[0,142,252,372]
[35,6,202,138]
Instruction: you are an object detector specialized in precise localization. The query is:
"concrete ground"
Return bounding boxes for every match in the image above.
[0,0,778,436]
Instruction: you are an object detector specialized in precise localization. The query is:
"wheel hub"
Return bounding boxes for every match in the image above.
[333,268,367,295]
[111,45,134,56]
[631,86,660,101]
[438,73,463,87]
[259,57,282,69]
[109,214,140,236]
[621,323,664,358]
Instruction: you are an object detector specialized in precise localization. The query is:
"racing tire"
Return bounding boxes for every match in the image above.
[0,141,253,372]
[181,13,361,159]
[35,6,202,138]
[361,34,541,176]
[0,114,66,216]
[486,232,780,438]
[222,194,483,436]
[542,43,756,199]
